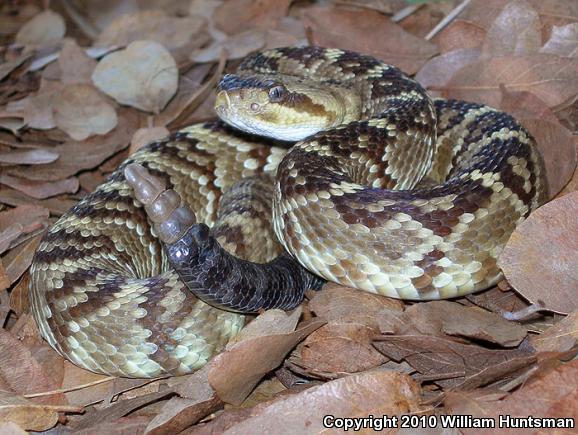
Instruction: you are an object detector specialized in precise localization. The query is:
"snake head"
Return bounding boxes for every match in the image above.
[215,73,358,141]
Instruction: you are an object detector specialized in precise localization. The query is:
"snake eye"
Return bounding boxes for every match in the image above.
[268,86,286,103]
[250,103,260,112]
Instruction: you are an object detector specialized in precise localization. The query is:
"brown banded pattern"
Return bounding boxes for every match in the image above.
[29,47,548,377]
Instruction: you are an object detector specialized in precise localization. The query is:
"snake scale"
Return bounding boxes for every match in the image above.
[29,47,548,378]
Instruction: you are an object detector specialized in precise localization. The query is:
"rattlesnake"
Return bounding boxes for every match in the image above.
[29,47,548,378]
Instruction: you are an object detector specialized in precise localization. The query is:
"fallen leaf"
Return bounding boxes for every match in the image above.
[442,54,578,108]
[460,286,530,317]
[15,10,65,47]
[499,87,560,122]
[481,0,542,57]
[308,283,404,329]
[373,335,534,388]
[531,310,578,353]
[53,83,118,141]
[445,359,578,435]
[95,10,207,50]
[129,127,169,155]
[8,108,142,181]
[58,39,97,85]
[519,118,576,197]
[0,329,65,406]
[191,29,267,63]
[435,20,486,53]
[498,191,578,314]
[0,188,77,217]
[0,391,59,432]
[0,205,49,253]
[213,0,292,35]
[74,416,150,435]
[208,312,325,405]
[239,378,287,408]
[60,362,115,408]
[199,371,425,433]
[231,309,301,344]
[1,235,41,286]
[92,40,178,114]
[0,174,78,199]
[0,52,33,82]
[399,301,527,347]
[301,6,438,74]
[0,149,59,165]
[71,390,172,431]
[16,79,63,130]
[146,366,221,435]
[415,48,481,95]
[329,0,406,15]
[540,23,578,57]
[295,322,387,374]
[0,421,27,435]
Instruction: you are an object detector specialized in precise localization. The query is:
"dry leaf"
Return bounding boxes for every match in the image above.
[1,235,41,286]
[95,10,206,50]
[531,310,578,353]
[74,416,150,435]
[208,313,325,405]
[200,371,424,434]
[445,359,578,435]
[443,54,578,108]
[53,84,118,141]
[0,391,59,432]
[0,188,77,217]
[71,390,172,431]
[0,149,58,165]
[0,205,49,254]
[374,335,534,388]
[8,108,142,181]
[129,127,169,155]
[0,53,33,82]
[301,6,438,75]
[231,309,301,344]
[0,174,78,199]
[0,421,27,435]
[15,10,65,47]
[58,39,97,85]
[399,301,527,347]
[213,0,292,35]
[309,283,403,328]
[191,30,267,63]
[296,322,387,373]
[540,23,578,57]
[14,79,63,130]
[520,118,576,197]
[435,20,486,53]
[0,328,67,405]
[92,40,178,114]
[481,0,542,57]
[498,191,578,314]
[415,48,480,95]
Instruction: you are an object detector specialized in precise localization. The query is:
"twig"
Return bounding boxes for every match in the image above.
[23,376,116,398]
[391,4,424,23]
[425,0,472,41]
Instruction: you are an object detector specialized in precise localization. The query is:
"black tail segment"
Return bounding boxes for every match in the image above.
[164,223,324,313]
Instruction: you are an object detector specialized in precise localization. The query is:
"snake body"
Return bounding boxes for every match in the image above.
[29,47,548,377]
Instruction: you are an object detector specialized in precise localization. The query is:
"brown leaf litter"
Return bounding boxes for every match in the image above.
[0,0,577,433]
